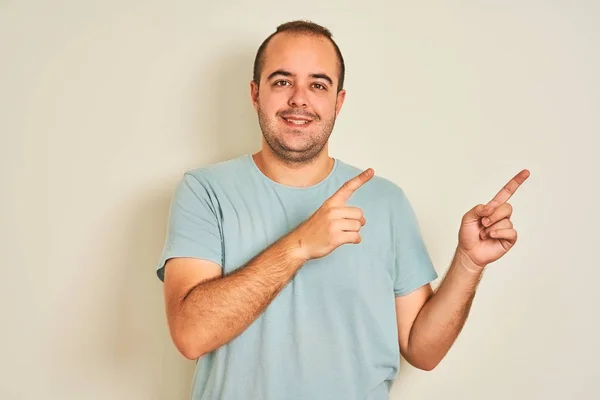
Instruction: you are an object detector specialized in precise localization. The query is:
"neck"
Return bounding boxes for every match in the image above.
[252,146,334,188]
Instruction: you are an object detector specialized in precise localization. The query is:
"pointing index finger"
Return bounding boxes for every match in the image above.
[488,169,530,206]
[330,168,374,204]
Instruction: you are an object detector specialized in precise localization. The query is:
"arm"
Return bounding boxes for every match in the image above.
[396,169,529,370]
[396,247,483,371]
[162,168,374,360]
[165,235,305,360]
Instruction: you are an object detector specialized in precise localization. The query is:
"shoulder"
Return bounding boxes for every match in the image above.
[169,155,250,203]
[334,158,408,204]
[184,154,248,184]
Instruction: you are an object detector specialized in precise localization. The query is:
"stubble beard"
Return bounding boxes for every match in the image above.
[256,102,337,165]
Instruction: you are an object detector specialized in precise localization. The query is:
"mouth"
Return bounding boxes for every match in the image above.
[280,116,314,128]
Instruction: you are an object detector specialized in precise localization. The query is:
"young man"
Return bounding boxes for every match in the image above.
[156,20,529,400]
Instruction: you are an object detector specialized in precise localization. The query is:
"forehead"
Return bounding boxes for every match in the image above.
[261,33,339,82]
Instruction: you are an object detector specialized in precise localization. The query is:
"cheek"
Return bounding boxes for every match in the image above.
[312,97,337,117]
[261,95,286,115]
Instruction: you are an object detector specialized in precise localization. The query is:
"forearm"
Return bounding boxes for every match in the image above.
[406,247,485,370]
[174,235,305,359]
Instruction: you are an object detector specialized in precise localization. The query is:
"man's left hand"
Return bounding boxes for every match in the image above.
[457,169,531,269]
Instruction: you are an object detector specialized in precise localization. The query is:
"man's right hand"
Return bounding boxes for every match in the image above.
[289,168,375,262]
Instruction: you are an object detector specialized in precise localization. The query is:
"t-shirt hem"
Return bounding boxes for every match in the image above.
[393,270,439,297]
[156,253,223,282]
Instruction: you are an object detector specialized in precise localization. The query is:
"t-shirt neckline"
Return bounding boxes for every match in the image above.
[245,153,339,191]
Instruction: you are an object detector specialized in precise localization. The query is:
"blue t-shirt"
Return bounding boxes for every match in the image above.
[156,154,438,400]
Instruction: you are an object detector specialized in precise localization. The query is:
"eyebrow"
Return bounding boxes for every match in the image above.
[266,69,334,86]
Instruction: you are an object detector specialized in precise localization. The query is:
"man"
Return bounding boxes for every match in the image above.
[156,20,530,400]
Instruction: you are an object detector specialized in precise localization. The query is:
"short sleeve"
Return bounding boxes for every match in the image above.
[392,189,438,296]
[155,172,223,282]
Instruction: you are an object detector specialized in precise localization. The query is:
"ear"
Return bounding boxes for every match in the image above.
[250,80,259,111]
[334,89,346,117]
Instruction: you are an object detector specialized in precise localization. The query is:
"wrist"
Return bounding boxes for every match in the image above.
[280,232,310,265]
[455,247,486,274]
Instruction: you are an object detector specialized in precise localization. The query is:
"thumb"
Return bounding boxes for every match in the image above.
[463,203,495,224]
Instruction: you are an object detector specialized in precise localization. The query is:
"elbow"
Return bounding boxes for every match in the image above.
[413,360,439,372]
[178,342,205,361]
[405,356,440,372]
[402,344,441,372]
[170,326,209,360]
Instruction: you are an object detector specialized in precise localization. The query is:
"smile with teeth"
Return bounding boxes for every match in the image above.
[283,117,312,125]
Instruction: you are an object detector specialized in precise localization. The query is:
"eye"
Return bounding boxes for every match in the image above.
[312,83,327,90]
[274,80,290,87]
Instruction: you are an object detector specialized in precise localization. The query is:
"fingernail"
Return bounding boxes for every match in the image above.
[480,230,486,239]
[482,217,490,226]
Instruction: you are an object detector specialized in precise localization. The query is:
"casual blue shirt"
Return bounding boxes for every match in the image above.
[156,154,438,400]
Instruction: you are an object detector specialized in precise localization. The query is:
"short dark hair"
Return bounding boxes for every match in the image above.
[252,20,346,92]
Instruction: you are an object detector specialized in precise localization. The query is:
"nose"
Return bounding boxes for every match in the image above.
[288,86,308,108]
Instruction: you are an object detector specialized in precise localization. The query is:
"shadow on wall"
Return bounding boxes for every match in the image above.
[112,46,260,399]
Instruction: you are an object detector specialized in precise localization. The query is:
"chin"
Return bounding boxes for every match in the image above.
[280,132,316,148]
[275,140,326,163]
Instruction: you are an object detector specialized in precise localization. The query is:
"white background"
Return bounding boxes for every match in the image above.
[1,1,598,399]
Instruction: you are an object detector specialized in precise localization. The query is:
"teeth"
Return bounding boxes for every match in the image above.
[285,118,309,125]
